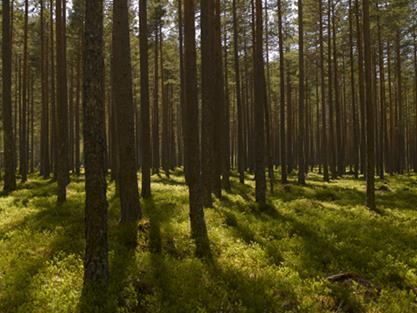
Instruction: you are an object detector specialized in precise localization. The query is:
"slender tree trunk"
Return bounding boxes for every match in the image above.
[232,0,245,184]
[152,25,160,175]
[395,30,404,174]
[2,0,17,191]
[140,0,152,198]
[348,0,359,178]
[20,0,29,182]
[376,3,385,179]
[355,0,366,175]
[254,0,267,206]
[183,0,211,258]
[332,2,344,176]
[298,0,306,185]
[319,0,329,182]
[363,0,375,211]
[278,0,287,184]
[56,0,69,203]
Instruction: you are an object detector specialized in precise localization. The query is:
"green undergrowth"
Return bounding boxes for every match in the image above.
[1,170,417,312]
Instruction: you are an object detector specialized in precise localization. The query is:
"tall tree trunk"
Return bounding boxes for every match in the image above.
[20,0,29,182]
[348,0,359,178]
[82,0,109,299]
[178,0,188,181]
[363,0,375,210]
[395,30,404,174]
[232,0,245,184]
[376,2,385,179]
[355,0,366,175]
[56,0,69,203]
[140,0,152,198]
[254,0,267,206]
[319,0,329,182]
[332,1,344,176]
[278,0,287,184]
[112,0,141,223]
[298,0,306,185]
[183,0,211,258]
[200,0,215,206]
[40,0,50,178]
[152,25,160,175]
[2,0,17,191]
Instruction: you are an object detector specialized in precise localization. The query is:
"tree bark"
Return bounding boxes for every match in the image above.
[140,0,152,198]
[82,0,109,297]
[112,0,141,223]
[2,0,17,192]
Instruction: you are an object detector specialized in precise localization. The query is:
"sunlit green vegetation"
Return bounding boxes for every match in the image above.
[1,172,417,312]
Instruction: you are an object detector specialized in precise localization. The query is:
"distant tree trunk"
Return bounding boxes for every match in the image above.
[2,0,17,192]
[50,0,57,178]
[286,58,293,174]
[332,1,344,176]
[178,0,188,181]
[254,0,267,206]
[82,0,109,297]
[56,0,69,203]
[355,0,366,175]
[363,0,375,211]
[222,8,231,192]
[213,0,225,197]
[414,31,417,172]
[376,2,385,179]
[140,0,152,198]
[183,0,211,258]
[112,0,141,223]
[20,0,29,182]
[40,0,50,178]
[263,1,274,192]
[232,0,245,184]
[200,0,215,206]
[152,24,160,175]
[75,38,81,176]
[298,0,306,185]
[278,0,287,184]
[327,0,336,179]
[395,30,404,174]
[348,0,359,178]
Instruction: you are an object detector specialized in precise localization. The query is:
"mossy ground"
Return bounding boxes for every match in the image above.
[1,170,417,312]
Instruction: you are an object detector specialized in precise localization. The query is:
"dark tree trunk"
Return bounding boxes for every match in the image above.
[56,0,69,203]
[298,0,306,185]
[183,0,211,258]
[82,0,109,300]
[140,0,152,198]
[348,0,359,178]
[2,0,17,192]
[20,0,29,182]
[363,0,375,210]
[200,0,215,206]
[278,0,287,184]
[152,25,160,175]
[112,0,141,223]
[232,0,245,184]
[254,0,267,206]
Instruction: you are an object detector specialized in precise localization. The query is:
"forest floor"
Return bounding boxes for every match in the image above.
[0,170,417,313]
